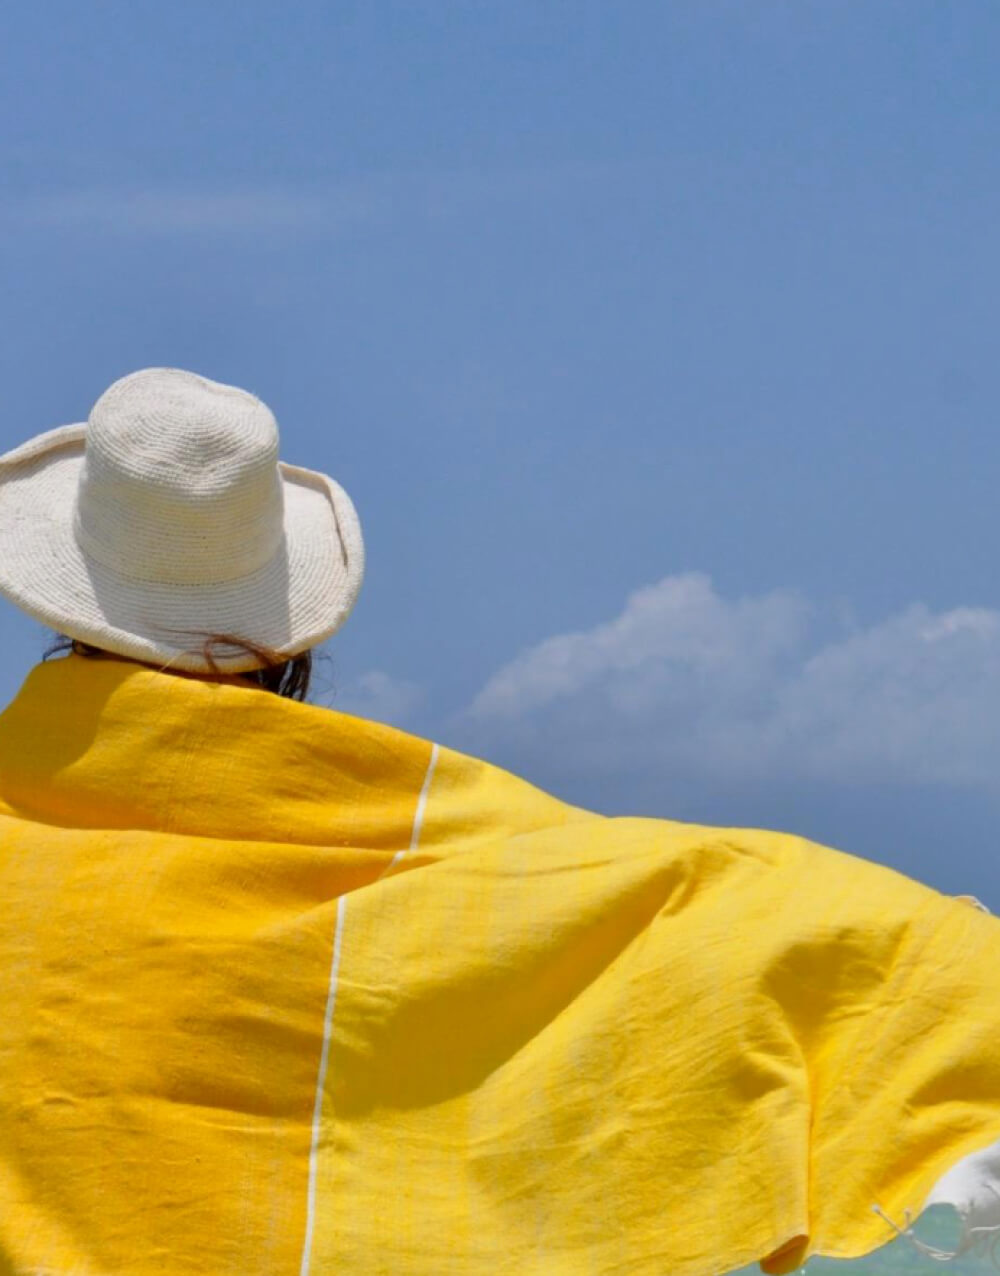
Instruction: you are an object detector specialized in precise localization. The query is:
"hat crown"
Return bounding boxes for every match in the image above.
[75,368,285,585]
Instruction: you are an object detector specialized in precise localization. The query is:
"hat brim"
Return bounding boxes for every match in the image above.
[0,424,365,673]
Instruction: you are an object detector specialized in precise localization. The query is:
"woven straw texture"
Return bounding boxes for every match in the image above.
[0,368,364,671]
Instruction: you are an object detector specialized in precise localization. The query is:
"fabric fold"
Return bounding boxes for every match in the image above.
[0,654,999,1274]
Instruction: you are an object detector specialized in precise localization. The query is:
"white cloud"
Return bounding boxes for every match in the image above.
[10,162,623,236]
[467,573,809,720]
[324,669,425,729]
[772,603,1000,787]
[455,573,1000,796]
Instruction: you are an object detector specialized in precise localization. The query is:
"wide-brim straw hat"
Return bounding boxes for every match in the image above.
[0,367,364,673]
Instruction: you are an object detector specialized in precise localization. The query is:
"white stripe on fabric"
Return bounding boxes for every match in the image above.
[299,743,438,1272]
[299,893,348,1276]
[387,742,439,871]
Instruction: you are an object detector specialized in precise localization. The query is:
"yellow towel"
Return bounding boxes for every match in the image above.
[0,653,999,1275]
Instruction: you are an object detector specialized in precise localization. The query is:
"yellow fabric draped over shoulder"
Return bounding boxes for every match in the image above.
[0,654,1000,1275]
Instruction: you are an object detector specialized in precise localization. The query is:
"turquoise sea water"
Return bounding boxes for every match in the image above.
[728,1207,999,1274]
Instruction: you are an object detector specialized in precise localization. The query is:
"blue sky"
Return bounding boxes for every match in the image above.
[4,1,1000,902]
